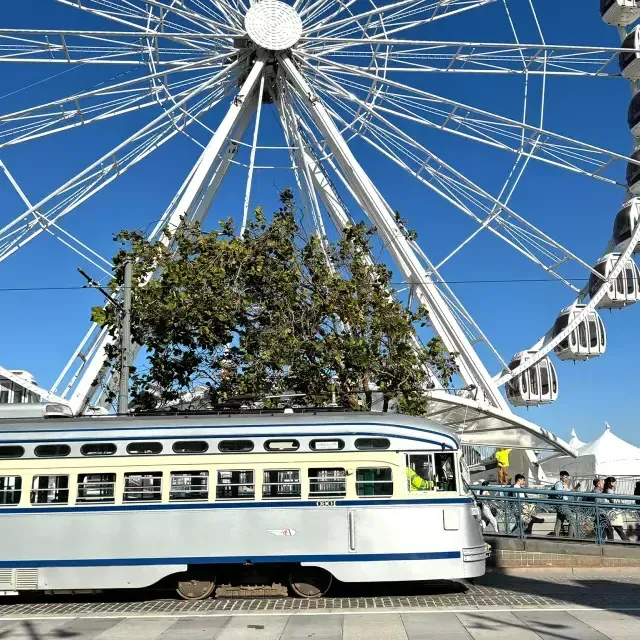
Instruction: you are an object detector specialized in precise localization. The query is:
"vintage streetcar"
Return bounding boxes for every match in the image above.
[0,408,486,599]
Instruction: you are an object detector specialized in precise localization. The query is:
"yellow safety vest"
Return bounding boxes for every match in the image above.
[406,468,435,491]
[496,449,512,467]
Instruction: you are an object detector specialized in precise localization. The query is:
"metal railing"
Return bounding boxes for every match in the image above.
[470,486,640,545]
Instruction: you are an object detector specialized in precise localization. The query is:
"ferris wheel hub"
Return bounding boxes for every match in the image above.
[245,0,303,52]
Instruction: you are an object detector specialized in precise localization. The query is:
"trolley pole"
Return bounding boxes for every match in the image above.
[119,259,132,415]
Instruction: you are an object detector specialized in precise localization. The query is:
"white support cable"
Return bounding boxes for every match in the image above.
[0,57,241,264]
[241,70,265,237]
[0,159,113,276]
[280,53,509,410]
[304,59,603,285]
[299,50,640,179]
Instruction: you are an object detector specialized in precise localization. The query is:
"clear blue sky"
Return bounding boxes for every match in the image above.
[0,0,637,447]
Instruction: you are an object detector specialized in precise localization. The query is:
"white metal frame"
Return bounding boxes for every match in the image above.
[0,0,637,452]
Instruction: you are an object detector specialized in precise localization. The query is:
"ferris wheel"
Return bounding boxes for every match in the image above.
[0,0,639,440]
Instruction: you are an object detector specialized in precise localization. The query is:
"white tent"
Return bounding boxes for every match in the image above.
[541,423,640,479]
[568,428,587,452]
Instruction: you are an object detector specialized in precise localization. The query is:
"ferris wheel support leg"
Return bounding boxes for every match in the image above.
[65,57,266,415]
[279,54,508,410]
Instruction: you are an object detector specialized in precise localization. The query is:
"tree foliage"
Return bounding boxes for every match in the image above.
[94,190,457,413]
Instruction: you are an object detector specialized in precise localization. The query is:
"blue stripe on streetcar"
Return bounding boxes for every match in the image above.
[0,551,461,569]
[0,497,472,515]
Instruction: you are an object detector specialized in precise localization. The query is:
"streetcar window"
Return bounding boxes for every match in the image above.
[355,438,390,450]
[31,475,69,504]
[126,442,163,455]
[309,439,345,451]
[77,473,116,503]
[435,452,457,492]
[308,468,346,498]
[264,439,300,451]
[216,470,255,500]
[123,472,162,502]
[172,441,209,454]
[34,444,71,458]
[170,471,209,501]
[0,445,24,459]
[356,468,393,497]
[218,440,254,453]
[406,455,435,491]
[81,443,117,456]
[263,470,301,499]
[0,476,21,505]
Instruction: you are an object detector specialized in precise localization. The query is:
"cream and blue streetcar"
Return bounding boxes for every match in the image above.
[0,409,485,598]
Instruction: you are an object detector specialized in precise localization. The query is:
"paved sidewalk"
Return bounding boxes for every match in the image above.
[1,572,640,638]
[0,610,638,640]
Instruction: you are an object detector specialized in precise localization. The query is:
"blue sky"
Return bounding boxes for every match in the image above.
[0,0,637,447]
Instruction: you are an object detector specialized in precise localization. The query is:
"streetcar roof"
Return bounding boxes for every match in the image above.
[0,410,460,450]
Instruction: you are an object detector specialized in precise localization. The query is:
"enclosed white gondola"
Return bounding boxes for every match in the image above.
[588,252,640,308]
[628,92,640,137]
[601,0,640,26]
[505,351,558,407]
[551,305,606,361]
[626,148,640,195]
[613,198,640,251]
[620,27,640,79]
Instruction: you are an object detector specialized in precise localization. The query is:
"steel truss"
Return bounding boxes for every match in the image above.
[0,0,637,439]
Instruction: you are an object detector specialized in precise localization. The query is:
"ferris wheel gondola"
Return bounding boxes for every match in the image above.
[588,253,640,308]
[627,92,640,137]
[601,0,640,26]
[613,197,640,251]
[619,27,640,79]
[551,306,607,362]
[506,351,558,408]
[626,149,640,195]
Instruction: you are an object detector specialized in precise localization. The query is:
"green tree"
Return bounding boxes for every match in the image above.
[94,190,457,413]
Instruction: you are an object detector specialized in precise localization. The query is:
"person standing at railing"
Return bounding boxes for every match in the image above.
[552,471,578,538]
[496,448,512,485]
[602,477,629,542]
[478,481,499,533]
[510,474,544,535]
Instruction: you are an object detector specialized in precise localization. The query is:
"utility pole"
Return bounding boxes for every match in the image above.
[118,259,132,415]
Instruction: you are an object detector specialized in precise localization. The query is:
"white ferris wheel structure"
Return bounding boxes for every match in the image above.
[1,0,640,455]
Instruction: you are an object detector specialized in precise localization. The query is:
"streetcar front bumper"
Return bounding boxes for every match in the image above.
[462,544,490,563]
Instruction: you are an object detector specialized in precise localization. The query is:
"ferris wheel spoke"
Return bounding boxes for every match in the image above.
[306,67,601,289]
[302,52,637,183]
[304,0,495,40]
[0,60,239,264]
[0,27,235,65]
[302,39,623,77]
[0,57,227,149]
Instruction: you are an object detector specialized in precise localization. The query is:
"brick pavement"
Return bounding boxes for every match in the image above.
[0,571,639,618]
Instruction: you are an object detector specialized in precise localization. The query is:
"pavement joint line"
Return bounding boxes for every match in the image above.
[2,606,640,619]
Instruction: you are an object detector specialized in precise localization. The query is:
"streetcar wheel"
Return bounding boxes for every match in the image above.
[176,578,215,600]
[288,567,332,598]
